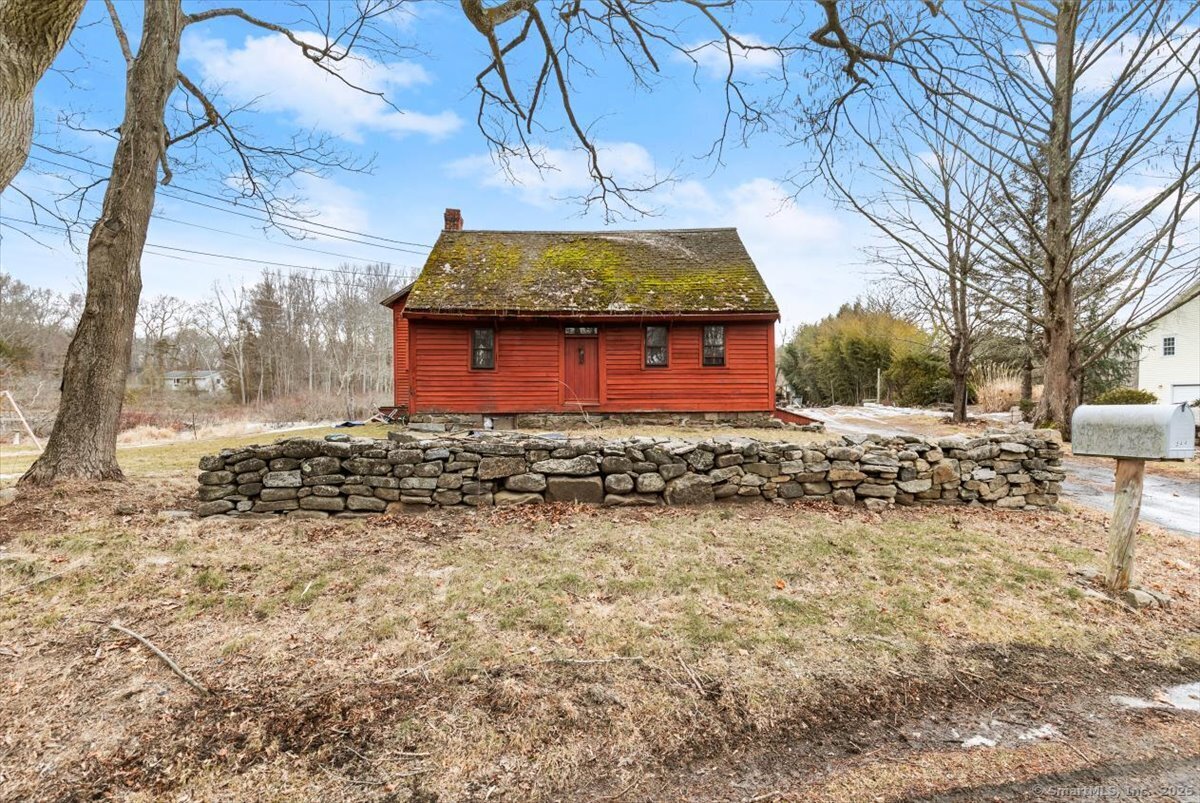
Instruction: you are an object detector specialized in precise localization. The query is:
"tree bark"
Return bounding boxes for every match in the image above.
[21,0,183,484]
[1035,0,1080,438]
[0,0,86,190]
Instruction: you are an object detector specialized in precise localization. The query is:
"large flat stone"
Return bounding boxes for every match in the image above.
[545,476,604,503]
[494,491,544,506]
[664,474,714,505]
[505,473,547,492]
[299,495,345,511]
[263,470,302,488]
[531,456,600,476]
[477,456,528,480]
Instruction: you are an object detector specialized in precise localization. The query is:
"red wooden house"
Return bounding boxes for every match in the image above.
[381,209,780,419]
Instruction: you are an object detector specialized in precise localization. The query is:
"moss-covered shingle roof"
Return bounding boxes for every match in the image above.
[403,228,778,314]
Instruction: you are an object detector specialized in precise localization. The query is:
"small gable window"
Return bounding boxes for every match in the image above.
[472,328,495,369]
[703,325,726,366]
[1163,336,1176,356]
[645,326,668,367]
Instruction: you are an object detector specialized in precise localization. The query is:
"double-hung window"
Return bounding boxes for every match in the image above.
[644,325,668,367]
[703,325,726,366]
[1163,336,1176,356]
[471,327,495,369]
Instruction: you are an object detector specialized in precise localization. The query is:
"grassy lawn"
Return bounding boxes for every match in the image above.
[2,470,1196,800]
[0,423,396,483]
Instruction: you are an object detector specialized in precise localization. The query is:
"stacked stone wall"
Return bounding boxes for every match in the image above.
[196,429,1064,518]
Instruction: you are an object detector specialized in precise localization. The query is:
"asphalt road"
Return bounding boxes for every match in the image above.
[1063,457,1199,537]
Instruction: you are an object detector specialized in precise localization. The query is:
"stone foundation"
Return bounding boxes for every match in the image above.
[196,429,1065,518]
[404,411,822,432]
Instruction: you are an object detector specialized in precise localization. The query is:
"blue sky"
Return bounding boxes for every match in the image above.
[0,1,871,332]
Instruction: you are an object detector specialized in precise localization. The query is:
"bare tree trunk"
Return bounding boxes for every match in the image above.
[0,0,85,190]
[949,335,970,424]
[1041,281,1077,435]
[1021,281,1035,405]
[1036,0,1080,437]
[22,0,183,484]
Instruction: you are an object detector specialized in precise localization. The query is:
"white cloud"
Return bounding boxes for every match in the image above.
[1019,26,1199,96]
[676,178,851,329]
[687,33,785,78]
[449,143,857,327]
[183,32,461,142]
[449,142,659,207]
[289,174,374,239]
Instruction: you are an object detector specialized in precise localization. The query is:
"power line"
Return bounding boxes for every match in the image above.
[1,216,419,282]
[30,143,436,250]
[22,153,433,257]
[0,219,406,301]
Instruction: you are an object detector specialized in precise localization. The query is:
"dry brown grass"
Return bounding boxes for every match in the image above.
[971,364,1036,413]
[1,479,1196,801]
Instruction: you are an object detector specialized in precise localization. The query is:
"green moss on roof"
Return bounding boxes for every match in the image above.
[404,229,778,314]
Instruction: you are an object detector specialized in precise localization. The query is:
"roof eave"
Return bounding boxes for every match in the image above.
[379,282,415,308]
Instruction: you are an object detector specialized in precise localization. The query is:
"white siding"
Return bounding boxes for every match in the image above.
[1138,294,1200,404]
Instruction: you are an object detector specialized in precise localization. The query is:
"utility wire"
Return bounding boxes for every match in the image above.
[23,145,434,252]
[1,216,419,281]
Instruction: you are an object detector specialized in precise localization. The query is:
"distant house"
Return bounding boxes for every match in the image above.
[1136,288,1199,407]
[164,370,225,394]
[381,209,780,418]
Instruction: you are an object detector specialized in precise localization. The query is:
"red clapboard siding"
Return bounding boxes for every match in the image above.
[601,321,773,412]
[391,297,410,408]
[404,317,774,414]
[410,320,563,413]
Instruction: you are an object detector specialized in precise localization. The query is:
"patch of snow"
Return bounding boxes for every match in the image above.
[1165,681,1200,712]
[1110,694,1168,710]
[1017,724,1061,741]
[962,735,997,748]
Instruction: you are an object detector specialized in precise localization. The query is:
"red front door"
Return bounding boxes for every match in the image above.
[563,336,600,405]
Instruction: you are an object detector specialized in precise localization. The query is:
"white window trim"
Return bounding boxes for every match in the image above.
[1161,333,1178,357]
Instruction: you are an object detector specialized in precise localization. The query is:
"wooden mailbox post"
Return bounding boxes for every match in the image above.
[1071,404,1195,595]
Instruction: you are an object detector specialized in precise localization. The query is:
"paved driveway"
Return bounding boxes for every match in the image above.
[1063,457,1199,537]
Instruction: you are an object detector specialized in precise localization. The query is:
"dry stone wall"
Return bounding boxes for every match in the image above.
[196,429,1065,518]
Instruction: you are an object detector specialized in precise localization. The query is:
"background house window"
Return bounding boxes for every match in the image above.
[703,325,726,366]
[472,328,495,369]
[564,326,599,335]
[1163,336,1176,356]
[644,326,668,367]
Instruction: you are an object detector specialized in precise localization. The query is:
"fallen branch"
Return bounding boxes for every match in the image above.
[676,654,707,697]
[103,620,209,695]
[395,647,452,679]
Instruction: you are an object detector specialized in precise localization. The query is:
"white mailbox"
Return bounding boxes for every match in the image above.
[1072,403,1196,460]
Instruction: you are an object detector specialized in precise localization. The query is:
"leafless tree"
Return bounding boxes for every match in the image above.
[136,294,189,383]
[821,101,1003,422]
[0,0,86,190]
[20,0,414,483]
[800,0,1200,435]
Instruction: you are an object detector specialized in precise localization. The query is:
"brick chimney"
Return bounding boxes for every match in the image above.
[443,208,463,232]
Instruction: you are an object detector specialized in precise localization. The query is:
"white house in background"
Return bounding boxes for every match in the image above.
[164,370,225,394]
[1136,288,1200,407]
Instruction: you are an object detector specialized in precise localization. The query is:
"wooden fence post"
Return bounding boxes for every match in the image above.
[1105,457,1146,594]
